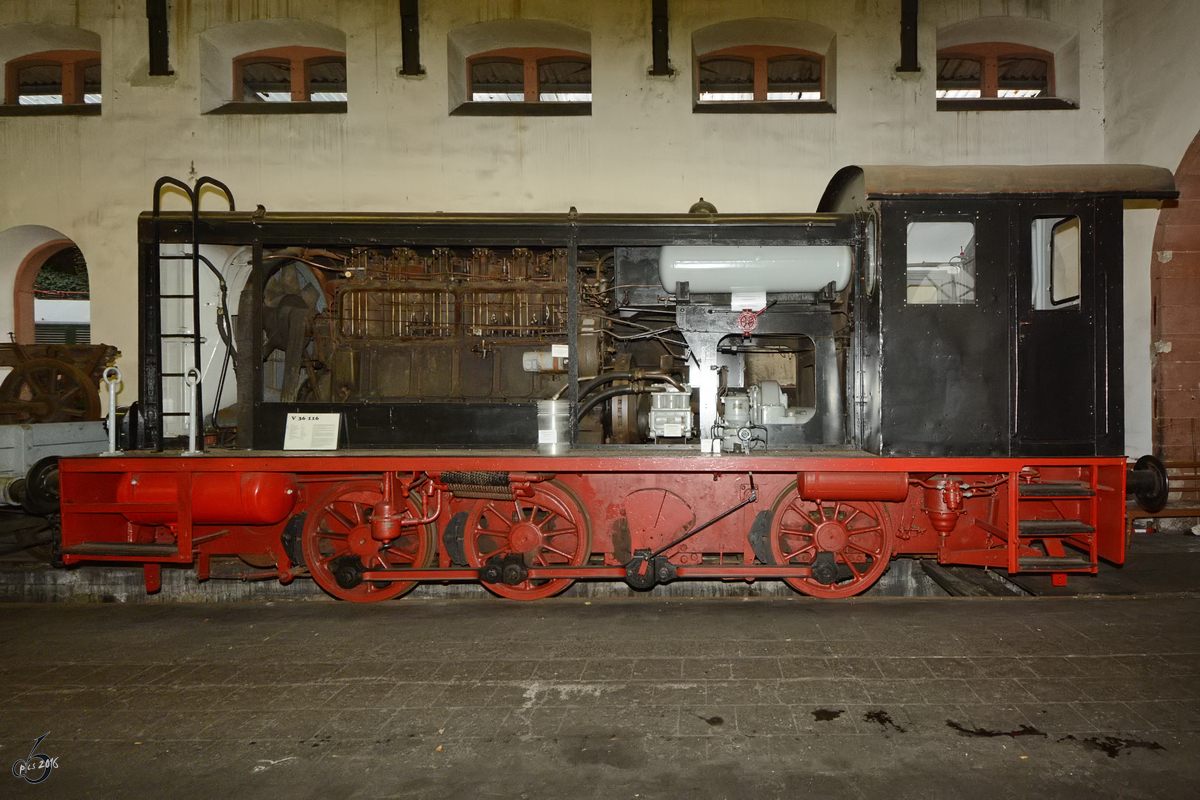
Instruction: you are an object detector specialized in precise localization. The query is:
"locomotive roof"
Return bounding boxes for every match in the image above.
[818,164,1178,211]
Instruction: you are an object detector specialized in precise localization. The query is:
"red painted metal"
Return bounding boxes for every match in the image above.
[114,471,298,525]
[922,479,964,533]
[301,481,435,602]
[462,480,592,600]
[56,452,1130,600]
[143,563,161,593]
[768,490,895,599]
[797,471,910,502]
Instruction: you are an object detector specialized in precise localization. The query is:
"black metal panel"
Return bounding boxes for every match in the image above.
[1096,199,1125,455]
[400,0,423,76]
[146,0,171,77]
[253,403,538,449]
[137,212,860,250]
[650,0,671,76]
[898,0,919,73]
[137,230,163,451]
[878,201,1011,456]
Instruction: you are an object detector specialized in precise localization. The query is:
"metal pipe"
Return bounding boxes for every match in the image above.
[104,367,122,454]
[577,385,640,421]
[556,369,685,401]
[184,368,200,455]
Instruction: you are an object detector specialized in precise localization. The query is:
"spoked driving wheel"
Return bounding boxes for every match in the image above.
[301,481,435,603]
[769,485,894,599]
[0,358,100,424]
[464,480,591,600]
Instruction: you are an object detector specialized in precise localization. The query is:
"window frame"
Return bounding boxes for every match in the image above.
[936,41,1075,111]
[694,44,831,114]
[458,46,592,115]
[2,49,101,116]
[211,45,347,115]
[904,218,979,307]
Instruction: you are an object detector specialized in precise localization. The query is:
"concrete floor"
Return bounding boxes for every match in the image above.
[2,595,1198,799]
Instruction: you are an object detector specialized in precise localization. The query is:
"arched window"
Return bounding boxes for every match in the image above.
[692,19,836,113]
[199,20,347,114]
[697,46,823,102]
[3,50,100,113]
[448,20,592,116]
[468,48,590,103]
[936,43,1053,100]
[935,18,1079,110]
[234,46,346,103]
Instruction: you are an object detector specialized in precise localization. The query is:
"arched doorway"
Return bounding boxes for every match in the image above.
[24,244,90,344]
[1151,130,1200,464]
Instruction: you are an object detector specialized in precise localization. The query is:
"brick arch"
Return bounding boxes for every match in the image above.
[1151,129,1200,462]
[13,237,73,344]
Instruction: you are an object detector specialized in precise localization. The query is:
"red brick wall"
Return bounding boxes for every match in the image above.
[1152,130,1200,468]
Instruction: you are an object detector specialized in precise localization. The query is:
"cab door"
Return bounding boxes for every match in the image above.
[879,201,1012,456]
[1013,202,1099,454]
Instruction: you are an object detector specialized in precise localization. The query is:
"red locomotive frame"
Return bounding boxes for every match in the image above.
[59,454,1126,600]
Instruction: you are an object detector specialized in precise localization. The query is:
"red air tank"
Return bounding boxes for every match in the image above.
[797,471,910,502]
[115,472,299,525]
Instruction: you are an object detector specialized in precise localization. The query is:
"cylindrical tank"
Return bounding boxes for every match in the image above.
[116,472,298,525]
[797,472,910,502]
[658,245,854,294]
[537,399,570,455]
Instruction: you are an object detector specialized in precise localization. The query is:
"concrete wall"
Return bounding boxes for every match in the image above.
[1103,0,1200,456]
[0,0,1167,433]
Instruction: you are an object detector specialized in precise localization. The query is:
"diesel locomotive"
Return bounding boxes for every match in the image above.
[52,164,1177,600]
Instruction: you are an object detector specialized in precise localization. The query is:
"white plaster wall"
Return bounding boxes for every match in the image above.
[0,0,1117,407]
[1103,0,1200,455]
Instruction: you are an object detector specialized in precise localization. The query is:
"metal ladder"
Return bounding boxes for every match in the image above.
[147,176,235,451]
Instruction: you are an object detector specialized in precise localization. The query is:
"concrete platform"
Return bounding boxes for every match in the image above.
[2,595,1199,798]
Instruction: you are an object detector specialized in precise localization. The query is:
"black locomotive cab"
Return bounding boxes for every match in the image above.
[819,164,1177,458]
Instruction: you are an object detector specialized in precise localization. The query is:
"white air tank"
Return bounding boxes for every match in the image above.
[659,245,853,294]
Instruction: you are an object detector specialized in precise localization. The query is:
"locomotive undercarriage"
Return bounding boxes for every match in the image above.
[58,456,1126,600]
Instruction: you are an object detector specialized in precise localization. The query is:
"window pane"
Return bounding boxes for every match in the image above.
[766,55,821,100]
[538,59,590,101]
[17,64,63,105]
[698,57,753,100]
[242,60,292,102]
[308,58,346,102]
[471,59,524,101]
[935,56,982,99]
[1032,217,1080,309]
[906,221,976,305]
[998,56,1048,98]
[82,63,101,95]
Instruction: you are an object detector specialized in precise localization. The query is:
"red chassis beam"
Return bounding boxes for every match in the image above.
[56,451,1129,598]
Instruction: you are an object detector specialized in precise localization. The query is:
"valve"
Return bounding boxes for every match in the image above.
[923,477,964,533]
